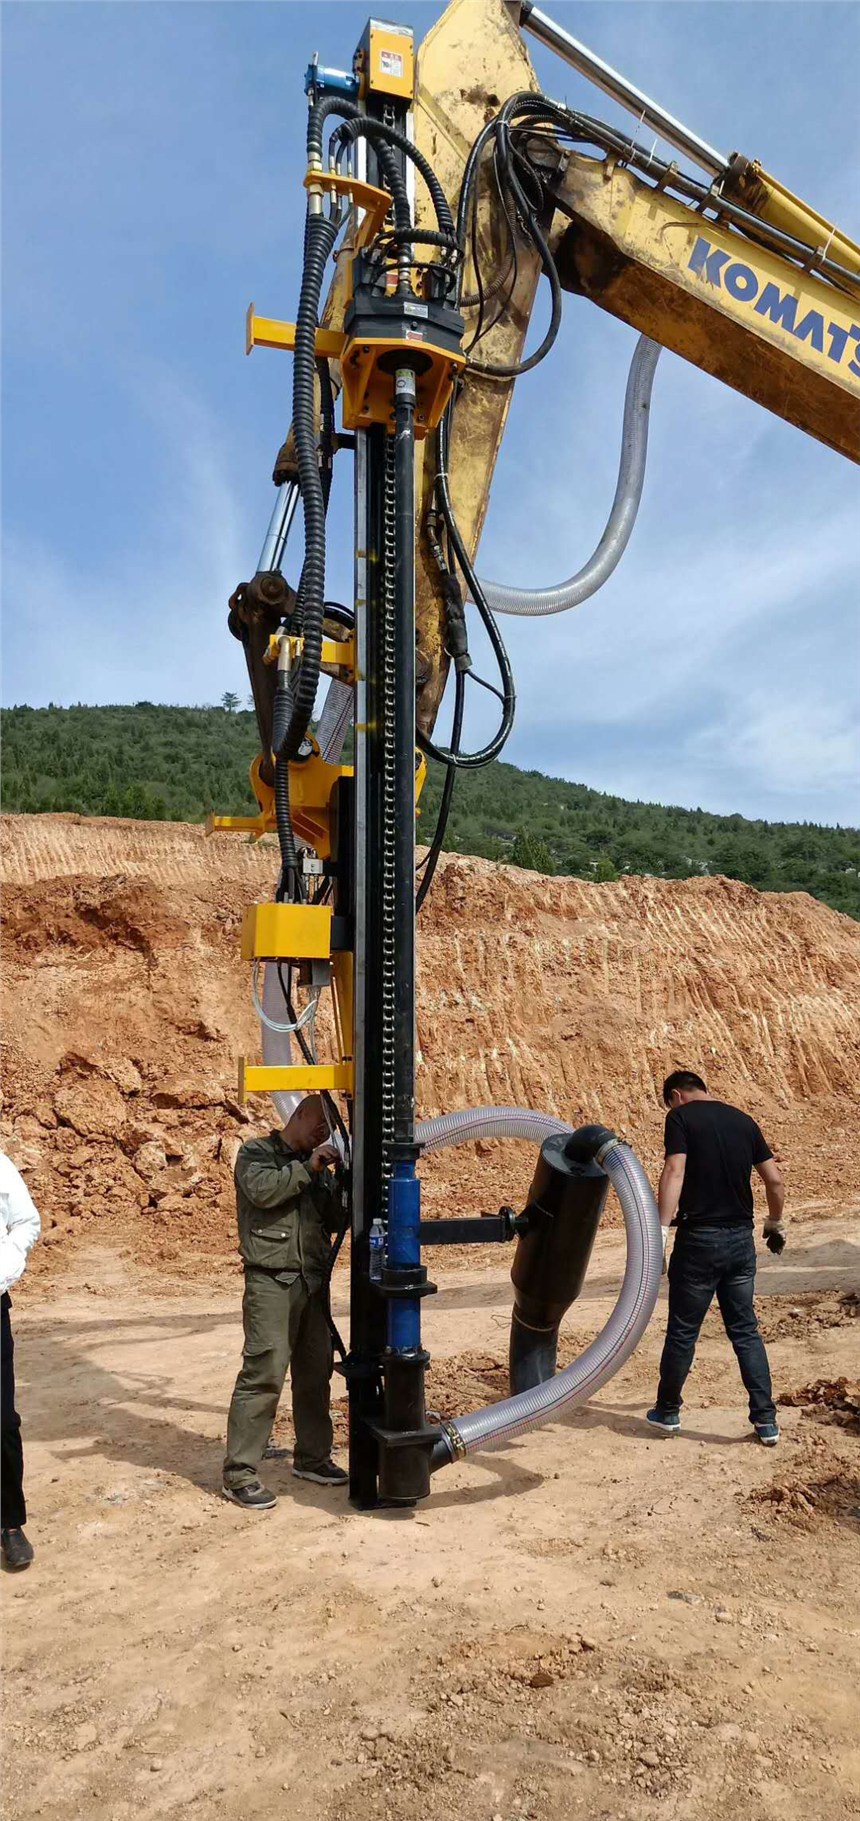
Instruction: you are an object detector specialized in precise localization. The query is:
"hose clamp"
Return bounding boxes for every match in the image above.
[594,1136,620,1166]
[438,1419,466,1462]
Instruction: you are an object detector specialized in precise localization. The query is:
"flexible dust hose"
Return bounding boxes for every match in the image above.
[475,336,661,616]
[414,1107,662,1466]
[416,1105,570,1152]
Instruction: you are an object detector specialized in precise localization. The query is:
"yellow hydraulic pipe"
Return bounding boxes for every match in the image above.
[723,161,860,285]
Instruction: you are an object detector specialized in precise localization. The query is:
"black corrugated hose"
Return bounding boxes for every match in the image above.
[272,681,303,903]
[278,208,339,764]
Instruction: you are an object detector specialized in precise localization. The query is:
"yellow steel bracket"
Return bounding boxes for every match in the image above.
[208,749,425,849]
[246,304,345,359]
[264,631,355,682]
[205,756,275,841]
[303,171,392,250]
[238,1058,354,1103]
[340,337,466,437]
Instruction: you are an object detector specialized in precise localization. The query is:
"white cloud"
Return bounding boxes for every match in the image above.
[498,494,860,731]
[690,691,860,809]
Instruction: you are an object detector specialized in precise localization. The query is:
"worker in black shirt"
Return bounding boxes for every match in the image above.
[646,1069,786,1445]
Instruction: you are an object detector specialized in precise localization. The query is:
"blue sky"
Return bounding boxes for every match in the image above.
[2,1,859,824]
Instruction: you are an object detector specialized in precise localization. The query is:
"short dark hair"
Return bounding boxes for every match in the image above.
[663,1069,707,1106]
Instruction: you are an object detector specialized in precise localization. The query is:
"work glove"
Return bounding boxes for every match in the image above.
[763,1217,787,1256]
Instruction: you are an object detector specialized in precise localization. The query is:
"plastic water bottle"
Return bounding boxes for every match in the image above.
[369,1220,385,1283]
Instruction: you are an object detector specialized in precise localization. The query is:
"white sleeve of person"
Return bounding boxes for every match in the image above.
[0,1151,42,1296]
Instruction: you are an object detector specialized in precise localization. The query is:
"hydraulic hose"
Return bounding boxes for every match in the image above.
[414,1106,662,1466]
[272,681,302,902]
[476,336,660,616]
[416,666,465,912]
[279,209,339,764]
[419,410,516,770]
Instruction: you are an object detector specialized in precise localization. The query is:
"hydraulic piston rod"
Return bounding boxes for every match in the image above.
[258,480,300,575]
[520,1,728,178]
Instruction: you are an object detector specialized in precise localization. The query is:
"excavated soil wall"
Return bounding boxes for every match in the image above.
[3,813,859,1279]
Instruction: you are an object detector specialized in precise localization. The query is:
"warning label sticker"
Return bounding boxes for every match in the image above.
[379,49,404,78]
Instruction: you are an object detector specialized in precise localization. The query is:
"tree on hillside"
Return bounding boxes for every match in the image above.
[593,853,620,882]
[1,704,857,919]
[510,826,556,875]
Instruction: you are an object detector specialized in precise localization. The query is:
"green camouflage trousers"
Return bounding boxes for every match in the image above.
[224,1268,333,1484]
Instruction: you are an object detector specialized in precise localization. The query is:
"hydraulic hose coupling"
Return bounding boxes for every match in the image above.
[276,632,292,681]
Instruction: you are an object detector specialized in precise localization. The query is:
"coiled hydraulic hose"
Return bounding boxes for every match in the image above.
[414,1106,662,1465]
[476,335,660,616]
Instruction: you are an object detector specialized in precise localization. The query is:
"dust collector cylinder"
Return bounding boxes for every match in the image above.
[509,1134,609,1394]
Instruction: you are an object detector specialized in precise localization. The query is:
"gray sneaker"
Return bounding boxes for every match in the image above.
[646,1407,681,1434]
[754,1422,780,1447]
[292,1459,348,1487]
[222,1479,277,1510]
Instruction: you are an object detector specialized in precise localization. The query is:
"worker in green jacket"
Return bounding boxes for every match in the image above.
[223,1094,348,1509]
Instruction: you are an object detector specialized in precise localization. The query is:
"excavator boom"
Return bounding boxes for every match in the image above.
[407,0,859,727]
[547,150,859,465]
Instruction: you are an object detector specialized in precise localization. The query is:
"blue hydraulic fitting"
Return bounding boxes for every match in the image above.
[305,55,359,101]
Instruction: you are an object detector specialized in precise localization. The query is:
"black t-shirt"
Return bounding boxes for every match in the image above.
[664,1099,772,1226]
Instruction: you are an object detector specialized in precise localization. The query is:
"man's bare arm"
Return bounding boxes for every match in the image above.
[658,1154,686,1229]
[756,1157,785,1223]
[756,1156,786,1252]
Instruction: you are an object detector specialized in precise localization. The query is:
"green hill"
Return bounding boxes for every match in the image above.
[2,703,857,918]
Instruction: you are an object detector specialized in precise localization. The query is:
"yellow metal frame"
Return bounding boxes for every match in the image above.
[238,1059,354,1101]
[241,902,332,963]
[245,309,464,438]
[207,747,353,854]
[208,743,426,848]
[331,949,354,1078]
[265,632,355,680]
[302,172,392,250]
[246,306,345,359]
[340,335,466,435]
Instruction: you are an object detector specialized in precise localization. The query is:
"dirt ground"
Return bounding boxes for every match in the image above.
[3,1218,858,1821]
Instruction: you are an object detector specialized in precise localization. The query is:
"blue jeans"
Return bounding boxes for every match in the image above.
[656,1225,775,1425]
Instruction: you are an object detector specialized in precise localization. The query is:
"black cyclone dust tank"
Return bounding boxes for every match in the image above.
[509,1129,610,1393]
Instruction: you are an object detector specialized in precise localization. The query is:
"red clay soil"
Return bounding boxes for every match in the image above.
[2,812,859,1282]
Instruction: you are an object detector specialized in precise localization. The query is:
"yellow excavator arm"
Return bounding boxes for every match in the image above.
[546,154,859,464]
[405,0,860,728]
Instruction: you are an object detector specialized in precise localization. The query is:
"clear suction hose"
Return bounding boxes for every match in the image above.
[415,1105,662,1463]
[476,336,660,617]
